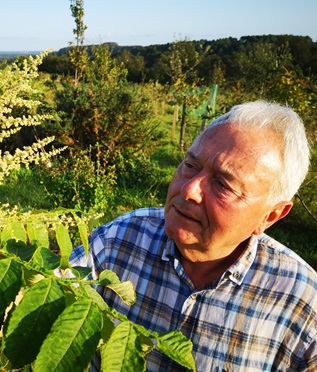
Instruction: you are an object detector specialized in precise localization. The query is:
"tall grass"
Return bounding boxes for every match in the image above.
[0,168,51,210]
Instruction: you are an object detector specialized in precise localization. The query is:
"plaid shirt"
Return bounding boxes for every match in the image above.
[70,208,317,372]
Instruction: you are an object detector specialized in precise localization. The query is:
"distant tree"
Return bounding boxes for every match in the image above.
[69,0,87,48]
[69,0,88,83]
[39,54,74,76]
[232,41,293,95]
[167,37,210,150]
[197,54,225,86]
[115,50,145,83]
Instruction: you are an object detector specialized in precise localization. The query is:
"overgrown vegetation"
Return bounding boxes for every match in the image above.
[0,209,196,371]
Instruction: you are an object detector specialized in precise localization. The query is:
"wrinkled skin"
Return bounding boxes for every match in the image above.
[164,124,292,288]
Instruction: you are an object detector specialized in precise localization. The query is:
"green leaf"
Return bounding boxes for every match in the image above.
[33,299,103,372]
[27,221,49,249]
[101,313,115,344]
[70,266,92,279]
[5,240,37,261]
[22,267,45,288]
[77,222,89,256]
[101,321,146,372]
[0,258,22,316]
[55,223,73,269]
[157,330,196,371]
[4,277,66,368]
[99,269,121,286]
[88,216,100,231]
[1,222,27,245]
[107,281,136,306]
[32,247,61,270]
[78,283,116,344]
[79,282,109,311]
[98,270,136,306]
[138,333,155,356]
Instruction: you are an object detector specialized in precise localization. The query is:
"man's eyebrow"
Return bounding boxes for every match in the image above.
[185,150,198,160]
[186,150,243,186]
[215,158,244,185]
[217,169,236,182]
[216,166,246,189]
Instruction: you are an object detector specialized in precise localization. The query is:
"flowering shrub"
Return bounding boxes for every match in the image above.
[0,50,66,184]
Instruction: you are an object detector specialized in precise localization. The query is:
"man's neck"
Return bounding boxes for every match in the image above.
[180,242,247,290]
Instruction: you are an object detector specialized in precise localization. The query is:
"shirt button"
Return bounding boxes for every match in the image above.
[191,293,198,300]
[233,272,241,279]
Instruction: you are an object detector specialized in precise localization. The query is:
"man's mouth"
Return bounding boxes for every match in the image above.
[173,205,200,224]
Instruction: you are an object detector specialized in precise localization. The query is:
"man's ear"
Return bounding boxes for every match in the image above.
[253,201,293,235]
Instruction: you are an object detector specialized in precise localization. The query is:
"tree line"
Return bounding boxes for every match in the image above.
[39,34,317,84]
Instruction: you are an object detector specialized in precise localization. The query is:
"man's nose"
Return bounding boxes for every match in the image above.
[180,174,205,203]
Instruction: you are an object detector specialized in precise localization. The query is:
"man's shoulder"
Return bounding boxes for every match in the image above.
[258,232,317,279]
[255,233,317,312]
[114,207,165,222]
[90,207,165,241]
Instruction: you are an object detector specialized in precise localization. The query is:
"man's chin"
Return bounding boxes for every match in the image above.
[165,223,199,246]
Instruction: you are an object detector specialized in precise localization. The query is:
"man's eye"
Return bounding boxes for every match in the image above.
[184,161,194,168]
[216,180,226,189]
[182,161,198,177]
[215,180,232,194]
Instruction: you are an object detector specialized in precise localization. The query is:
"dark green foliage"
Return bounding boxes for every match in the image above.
[0,258,22,317]
[39,53,74,76]
[4,278,66,368]
[53,45,159,161]
[0,224,196,371]
[40,35,317,84]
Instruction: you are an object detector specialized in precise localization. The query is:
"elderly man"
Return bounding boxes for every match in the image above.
[70,101,317,371]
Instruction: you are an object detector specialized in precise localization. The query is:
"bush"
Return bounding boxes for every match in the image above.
[52,45,159,162]
[38,146,117,213]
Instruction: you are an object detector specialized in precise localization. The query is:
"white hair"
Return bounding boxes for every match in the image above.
[208,101,310,205]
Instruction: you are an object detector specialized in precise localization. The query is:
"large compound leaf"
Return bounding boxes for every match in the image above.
[33,299,103,372]
[27,221,49,249]
[5,240,37,261]
[77,222,89,256]
[101,321,146,372]
[157,330,196,371]
[1,222,27,245]
[79,282,109,311]
[55,223,73,269]
[4,277,66,368]
[0,258,22,316]
[32,247,61,270]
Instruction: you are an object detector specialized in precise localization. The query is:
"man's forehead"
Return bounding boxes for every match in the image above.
[188,124,282,176]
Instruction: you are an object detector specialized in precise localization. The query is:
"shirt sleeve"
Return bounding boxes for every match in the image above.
[299,325,317,371]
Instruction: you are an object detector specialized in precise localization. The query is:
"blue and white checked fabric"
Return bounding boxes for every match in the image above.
[69,208,317,371]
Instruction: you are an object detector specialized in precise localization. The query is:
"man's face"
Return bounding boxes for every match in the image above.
[164,123,283,262]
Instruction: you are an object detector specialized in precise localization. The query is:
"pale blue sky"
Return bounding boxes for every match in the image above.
[1,0,316,51]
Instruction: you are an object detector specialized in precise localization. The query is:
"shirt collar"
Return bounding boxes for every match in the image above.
[161,237,176,261]
[226,234,258,285]
[162,235,259,285]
